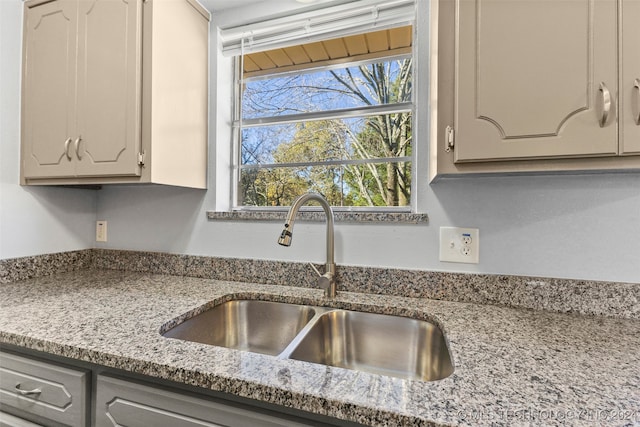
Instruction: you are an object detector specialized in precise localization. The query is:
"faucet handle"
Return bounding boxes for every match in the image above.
[309,263,335,296]
[309,262,331,287]
[317,273,333,291]
[308,262,322,277]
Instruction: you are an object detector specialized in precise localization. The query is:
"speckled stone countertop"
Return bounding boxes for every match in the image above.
[1,270,639,426]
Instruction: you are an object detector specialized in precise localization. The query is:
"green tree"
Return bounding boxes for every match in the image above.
[329,60,412,206]
[241,58,412,207]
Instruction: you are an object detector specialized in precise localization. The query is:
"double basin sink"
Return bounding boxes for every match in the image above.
[162,300,453,382]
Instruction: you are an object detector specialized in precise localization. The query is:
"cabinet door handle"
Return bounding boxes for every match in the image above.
[64,137,73,160]
[634,79,640,125]
[599,82,611,128]
[74,136,82,160]
[15,383,42,397]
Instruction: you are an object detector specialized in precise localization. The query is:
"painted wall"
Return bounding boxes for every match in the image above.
[94,2,640,284]
[95,174,640,284]
[3,0,639,284]
[0,0,97,259]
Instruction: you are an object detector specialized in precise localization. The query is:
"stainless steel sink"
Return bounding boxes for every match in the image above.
[288,310,453,381]
[162,300,316,356]
[163,300,453,381]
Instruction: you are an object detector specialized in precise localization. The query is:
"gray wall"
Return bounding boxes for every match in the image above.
[0,0,97,259]
[94,173,640,284]
[2,0,639,284]
[92,2,640,288]
[94,2,640,284]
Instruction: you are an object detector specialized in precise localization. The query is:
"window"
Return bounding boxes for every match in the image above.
[220,0,418,210]
[233,27,413,209]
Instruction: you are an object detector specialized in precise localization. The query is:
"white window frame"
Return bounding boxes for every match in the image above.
[216,0,431,213]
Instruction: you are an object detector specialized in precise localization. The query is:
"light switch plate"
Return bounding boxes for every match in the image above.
[439,227,479,264]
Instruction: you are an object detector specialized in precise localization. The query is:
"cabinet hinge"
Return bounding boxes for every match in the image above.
[445,126,455,152]
[137,151,146,167]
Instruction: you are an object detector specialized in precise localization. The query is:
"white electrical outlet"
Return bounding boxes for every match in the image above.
[439,227,479,264]
[96,220,107,242]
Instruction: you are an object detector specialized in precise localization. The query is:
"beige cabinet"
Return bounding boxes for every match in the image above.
[21,0,209,188]
[432,0,640,177]
[621,0,640,155]
[21,0,81,179]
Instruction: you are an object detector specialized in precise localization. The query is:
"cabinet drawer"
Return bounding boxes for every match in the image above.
[96,375,313,427]
[0,411,42,427]
[0,352,88,427]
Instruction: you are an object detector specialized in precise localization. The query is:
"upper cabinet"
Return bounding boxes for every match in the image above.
[22,0,142,180]
[21,0,81,180]
[432,0,640,178]
[21,0,210,188]
[455,0,617,162]
[621,0,640,155]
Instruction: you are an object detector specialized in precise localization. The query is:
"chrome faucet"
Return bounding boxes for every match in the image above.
[277,192,336,298]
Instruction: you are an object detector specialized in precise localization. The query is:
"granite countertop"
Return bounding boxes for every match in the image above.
[1,269,639,426]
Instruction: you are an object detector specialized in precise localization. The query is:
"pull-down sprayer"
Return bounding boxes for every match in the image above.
[277,192,336,298]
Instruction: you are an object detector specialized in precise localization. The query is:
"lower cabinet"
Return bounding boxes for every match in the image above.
[0,351,88,427]
[95,375,312,427]
[0,411,42,427]
[0,350,343,427]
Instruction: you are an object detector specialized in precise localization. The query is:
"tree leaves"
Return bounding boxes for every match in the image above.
[240,59,412,207]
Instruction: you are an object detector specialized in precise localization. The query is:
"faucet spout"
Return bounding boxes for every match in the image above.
[277,192,336,297]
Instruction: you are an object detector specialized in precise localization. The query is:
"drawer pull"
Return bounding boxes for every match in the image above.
[15,383,42,397]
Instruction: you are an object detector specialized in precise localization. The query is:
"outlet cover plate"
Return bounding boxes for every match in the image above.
[96,220,107,242]
[439,226,479,264]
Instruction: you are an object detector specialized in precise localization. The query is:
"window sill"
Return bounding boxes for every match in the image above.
[206,210,428,224]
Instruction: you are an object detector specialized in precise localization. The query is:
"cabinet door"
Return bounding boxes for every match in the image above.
[75,0,143,177]
[0,411,42,426]
[621,0,640,154]
[0,352,88,427]
[95,375,313,427]
[454,0,618,162]
[21,0,78,179]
